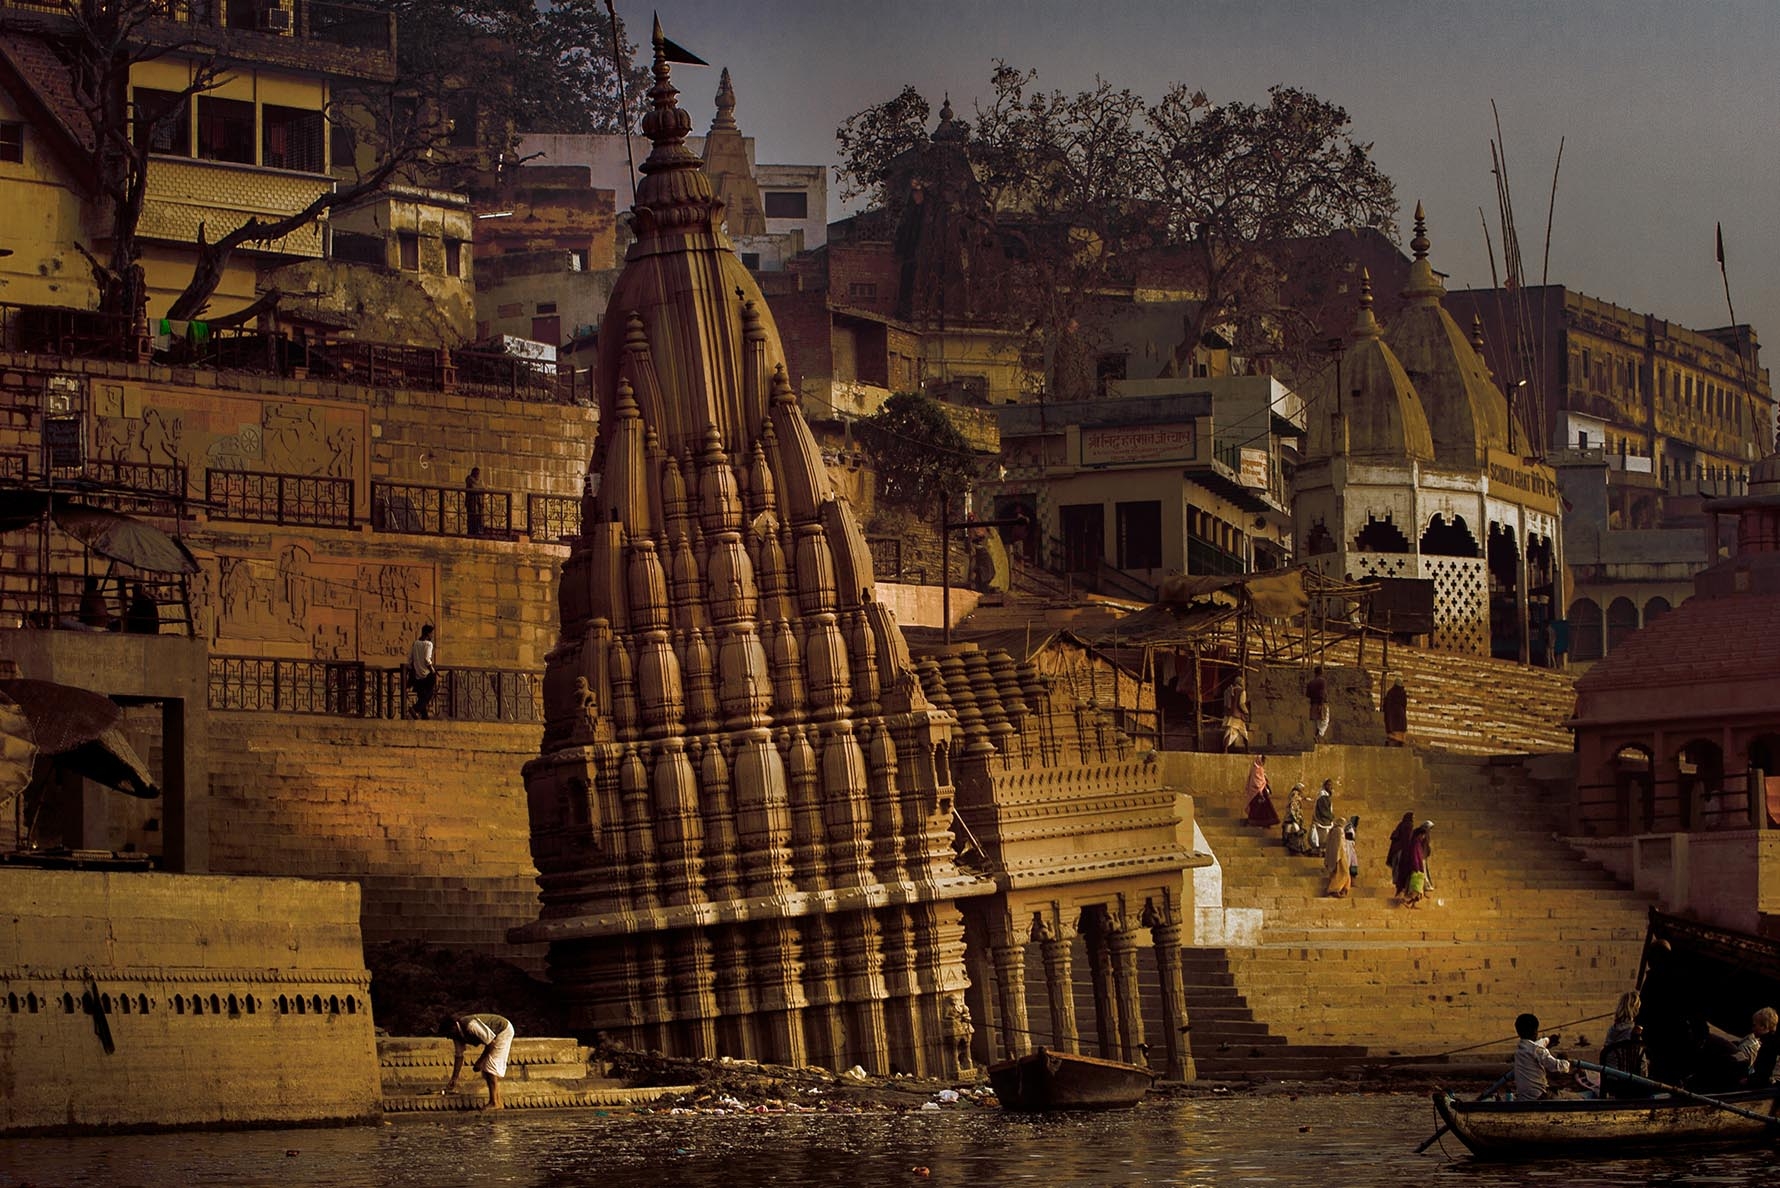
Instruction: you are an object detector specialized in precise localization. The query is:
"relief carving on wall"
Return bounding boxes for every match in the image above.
[92,385,366,506]
[202,542,435,662]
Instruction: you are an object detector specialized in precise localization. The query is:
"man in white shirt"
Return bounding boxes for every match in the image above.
[1513,1012,1572,1100]
[440,1012,514,1109]
[409,623,437,719]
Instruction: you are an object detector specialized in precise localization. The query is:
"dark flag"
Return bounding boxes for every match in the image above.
[1717,222,1725,266]
[653,14,708,65]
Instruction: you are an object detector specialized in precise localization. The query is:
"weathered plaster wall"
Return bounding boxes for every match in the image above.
[0,868,379,1135]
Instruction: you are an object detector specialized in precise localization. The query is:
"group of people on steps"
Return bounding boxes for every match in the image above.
[1242,755,1434,904]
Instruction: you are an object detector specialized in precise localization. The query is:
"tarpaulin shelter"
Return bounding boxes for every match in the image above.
[0,491,198,573]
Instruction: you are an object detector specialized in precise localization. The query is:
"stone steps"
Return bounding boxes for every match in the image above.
[378,1036,687,1113]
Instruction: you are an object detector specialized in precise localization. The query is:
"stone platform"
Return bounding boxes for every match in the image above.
[379,1036,692,1112]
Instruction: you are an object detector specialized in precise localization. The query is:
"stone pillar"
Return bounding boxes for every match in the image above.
[1085,913,1121,1059]
[989,912,1031,1059]
[1106,914,1145,1065]
[1035,915,1080,1054]
[1142,896,1193,1080]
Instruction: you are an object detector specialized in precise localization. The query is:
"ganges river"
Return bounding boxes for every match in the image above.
[2,1092,1774,1187]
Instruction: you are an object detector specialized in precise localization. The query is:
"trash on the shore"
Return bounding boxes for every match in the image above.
[844,1065,869,1080]
[936,1089,960,1104]
[920,1101,941,1111]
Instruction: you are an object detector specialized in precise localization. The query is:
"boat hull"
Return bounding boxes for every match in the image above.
[1432,1089,1780,1159]
[988,1048,1157,1112]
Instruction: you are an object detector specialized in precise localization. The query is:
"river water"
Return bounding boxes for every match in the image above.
[2,1092,1773,1187]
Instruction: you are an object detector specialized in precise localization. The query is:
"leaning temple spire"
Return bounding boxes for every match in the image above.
[518,28,991,1078]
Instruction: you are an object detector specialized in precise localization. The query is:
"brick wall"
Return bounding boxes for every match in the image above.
[0,868,380,1135]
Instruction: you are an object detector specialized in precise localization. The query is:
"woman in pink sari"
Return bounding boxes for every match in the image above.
[1243,755,1279,827]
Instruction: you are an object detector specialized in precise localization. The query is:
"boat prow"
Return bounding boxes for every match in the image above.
[988,1048,1158,1112]
[1431,1088,1780,1159]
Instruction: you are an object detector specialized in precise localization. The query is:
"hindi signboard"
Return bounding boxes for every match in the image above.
[1238,447,1269,489]
[1080,422,1197,467]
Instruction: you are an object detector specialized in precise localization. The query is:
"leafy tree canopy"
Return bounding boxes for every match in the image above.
[837,65,1397,386]
[858,391,977,515]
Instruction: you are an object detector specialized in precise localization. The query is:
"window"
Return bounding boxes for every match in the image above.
[1115,500,1162,570]
[1096,351,1128,395]
[568,249,587,272]
[763,190,808,219]
[444,238,463,278]
[262,105,325,173]
[329,120,355,170]
[197,96,256,164]
[397,232,419,271]
[1577,431,1589,449]
[133,88,190,156]
[447,95,479,149]
[848,281,878,300]
[531,314,561,345]
[0,122,20,163]
[740,252,761,270]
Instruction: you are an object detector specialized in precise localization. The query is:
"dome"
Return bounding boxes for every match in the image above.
[1303,269,1434,463]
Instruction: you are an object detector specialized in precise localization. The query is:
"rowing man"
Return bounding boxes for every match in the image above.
[1512,1012,1572,1100]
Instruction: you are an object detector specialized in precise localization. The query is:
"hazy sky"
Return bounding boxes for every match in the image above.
[645,0,1780,348]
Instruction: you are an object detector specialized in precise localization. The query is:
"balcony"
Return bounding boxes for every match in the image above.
[140,156,333,259]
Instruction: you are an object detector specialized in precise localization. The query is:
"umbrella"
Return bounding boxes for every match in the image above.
[0,490,198,574]
[0,688,38,807]
[50,503,199,575]
[0,678,158,798]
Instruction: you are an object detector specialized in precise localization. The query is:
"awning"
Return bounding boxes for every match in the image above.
[0,491,198,573]
[0,678,158,797]
[0,688,38,806]
[1156,568,1308,617]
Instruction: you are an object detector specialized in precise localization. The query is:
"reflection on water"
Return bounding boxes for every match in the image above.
[2,1093,1774,1187]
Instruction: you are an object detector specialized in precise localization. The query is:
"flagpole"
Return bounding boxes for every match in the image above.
[1717,222,1762,456]
[604,0,638,206]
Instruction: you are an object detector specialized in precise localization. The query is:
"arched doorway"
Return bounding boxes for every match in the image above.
[1568,598,1603,661]
[1526,534,1556,666]
[1676,739,1725,829]
[1613,743,1654,833]
[1487,523,1522,661]
[1606,597,1639,652]
[1421,513,1479,557]
[1352,514,1410,553]
[1643,596,1672,625]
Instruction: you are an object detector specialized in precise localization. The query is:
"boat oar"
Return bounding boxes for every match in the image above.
[1574,1060,1780,1129]
[1415,1069,1512,1154]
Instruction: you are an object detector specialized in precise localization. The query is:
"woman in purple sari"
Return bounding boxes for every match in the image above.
[1243,756,1279,827]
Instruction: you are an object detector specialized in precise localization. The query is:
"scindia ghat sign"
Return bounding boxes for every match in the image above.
[1080,422,1197,466]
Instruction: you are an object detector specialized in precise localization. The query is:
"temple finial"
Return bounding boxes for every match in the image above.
[711,67,738,133]
[1351,269,1382,339]
[1411,200,1429,260]
[1471,313,1486,352]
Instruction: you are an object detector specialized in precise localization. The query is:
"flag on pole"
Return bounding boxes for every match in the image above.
[653,14,708,65]
[1716,222,1725,266]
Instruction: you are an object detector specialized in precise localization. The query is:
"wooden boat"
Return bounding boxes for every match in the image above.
[987,1048,1157,1111]
[1431,1088,1780,1159]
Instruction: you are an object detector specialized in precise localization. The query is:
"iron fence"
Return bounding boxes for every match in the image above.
[209,656,543,723]
[526,493,581,543]
[372,480,513,539]
[207,469,354,527]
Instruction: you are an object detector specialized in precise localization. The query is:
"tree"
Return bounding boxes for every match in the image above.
[379,0,650,140]
[858,391,978,517]
[835,67,1397,391]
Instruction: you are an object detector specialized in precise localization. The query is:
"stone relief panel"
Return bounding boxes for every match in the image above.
[199,539,436,661]
[91,384,367,505]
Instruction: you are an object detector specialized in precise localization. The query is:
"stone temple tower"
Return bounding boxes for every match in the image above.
[514,25,994,1076]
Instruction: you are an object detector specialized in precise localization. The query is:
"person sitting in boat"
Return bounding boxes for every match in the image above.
[1244,756,1280,828]
[1512,1012,1572,1101]
[1637,939,1705,1085]
[1597,990,1650,1099]
[1747,1007,1780,1087]
[1282,783,1313,856]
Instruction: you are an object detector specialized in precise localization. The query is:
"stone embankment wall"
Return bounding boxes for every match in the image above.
[205,716,546,968]
[0,868,379,1135]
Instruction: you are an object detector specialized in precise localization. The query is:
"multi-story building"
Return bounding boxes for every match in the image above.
[0,0,399,320]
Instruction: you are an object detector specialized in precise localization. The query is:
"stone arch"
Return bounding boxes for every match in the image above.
[1305,520,1336,556]
[1643,596,1672,625]
[1676,738,1725,829]
[1353,514,1410,554]
[1613,743,1655,833]
[1420,513,1479,557]
[1569,598,1603,661]
[1486,523,1522,661]
[1606,597,1639,651]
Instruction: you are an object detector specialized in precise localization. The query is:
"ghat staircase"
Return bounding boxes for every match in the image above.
[378,1036,688,1112]
[1180,746,1651,1081]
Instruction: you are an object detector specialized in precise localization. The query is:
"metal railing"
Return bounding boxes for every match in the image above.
[867,535,903,581]
[0,0,400,56]
[525,493,581,543]
[372,481,513,539]
[206,469,354,527]
[0,300,593,408]
[208,656,544,723]
[85,458,188,496]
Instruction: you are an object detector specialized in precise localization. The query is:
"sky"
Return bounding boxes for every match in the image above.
[641,0,1780,350]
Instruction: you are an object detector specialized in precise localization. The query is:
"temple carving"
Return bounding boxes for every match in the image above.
[517,28,1200,1078]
